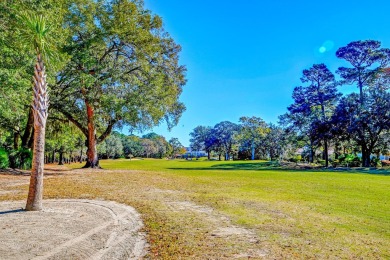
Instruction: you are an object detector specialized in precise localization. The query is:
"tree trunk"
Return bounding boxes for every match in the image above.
[21,107,34,148]
[83,99,100,168]
[58,151,64,165]
[309,140,314,163]
[309,148,314,163]
[358,78,364,106]
[79,146,83,162]
[26,53,48,211]
[26,126,45,211]
[27,128,34,149]
[334,142,340,160]
[207,151,210,160]
[13,131,20,150]
[320,104,329,167]
[251,143,255,160]
[361,145,371,167]
[84,137,99,168]
[324,139,329,167]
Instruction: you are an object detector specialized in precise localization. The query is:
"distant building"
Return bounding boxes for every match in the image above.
[183,147,207,158]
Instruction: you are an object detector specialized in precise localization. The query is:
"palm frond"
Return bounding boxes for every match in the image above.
[17,12,56,62]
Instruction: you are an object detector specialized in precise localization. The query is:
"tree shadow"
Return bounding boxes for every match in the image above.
[0,167,70,176]
[328,167,390,176]
[168,161,390,176]
[0,208,24,215]
[168,161,285,171]
[0,168,29,176]
[210,162,282,170]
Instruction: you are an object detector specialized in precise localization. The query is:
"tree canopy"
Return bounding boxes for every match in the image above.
[49,0,186,167]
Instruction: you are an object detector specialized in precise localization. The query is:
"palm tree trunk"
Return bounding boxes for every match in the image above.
[26,53,48,211]
[26,125,45,210]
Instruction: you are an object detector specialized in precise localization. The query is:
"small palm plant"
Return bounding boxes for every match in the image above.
[19,13,52,211]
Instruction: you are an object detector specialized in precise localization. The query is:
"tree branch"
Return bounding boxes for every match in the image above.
[55,107,88,136]
[97,119,117,144]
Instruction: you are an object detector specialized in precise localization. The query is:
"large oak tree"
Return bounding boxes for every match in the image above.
[51,0,186,168]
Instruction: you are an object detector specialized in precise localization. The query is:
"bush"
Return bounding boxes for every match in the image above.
[338,154,361,167]
[331,159,339,167]
[0,148,9,169]
[316,159,326,166]
[370,157,381,167]
[289,155,302,163]
[9,148,33,170]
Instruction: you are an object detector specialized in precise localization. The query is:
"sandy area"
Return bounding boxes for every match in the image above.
[0,199,147,260]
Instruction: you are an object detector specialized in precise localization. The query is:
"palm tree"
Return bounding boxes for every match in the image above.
[19,14,51,211]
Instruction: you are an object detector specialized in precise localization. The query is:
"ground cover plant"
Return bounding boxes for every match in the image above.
[0,159,389,258]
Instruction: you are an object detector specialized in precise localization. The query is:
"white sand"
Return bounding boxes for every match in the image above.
[0,200,147,260]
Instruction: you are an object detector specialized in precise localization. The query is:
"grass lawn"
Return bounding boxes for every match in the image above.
[1,159,389,259]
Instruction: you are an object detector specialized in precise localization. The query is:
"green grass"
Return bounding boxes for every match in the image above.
[99,159,390,257]
[3,159,390,258]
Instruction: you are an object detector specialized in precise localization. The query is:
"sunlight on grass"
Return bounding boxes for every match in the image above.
[2,159,389,258]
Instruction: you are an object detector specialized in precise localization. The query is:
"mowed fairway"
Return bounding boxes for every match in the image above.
[1,159,389,259]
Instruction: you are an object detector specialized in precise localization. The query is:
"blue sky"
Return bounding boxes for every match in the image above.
[133,0,390,146]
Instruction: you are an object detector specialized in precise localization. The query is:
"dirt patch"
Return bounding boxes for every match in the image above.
[0,199,147,260]
[155,189,268,258]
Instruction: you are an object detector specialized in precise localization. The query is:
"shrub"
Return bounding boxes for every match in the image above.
[370,157,381,167]
[289,155,302,163]
[0,148,9,169]
[9,148,33,170]
[338,154,361,167]
[316,159,326,166]
[331,159,340,167]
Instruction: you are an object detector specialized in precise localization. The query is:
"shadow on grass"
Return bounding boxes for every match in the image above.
[210,162,282,170]
[168,161,286,171]
[326,167,390,176]
[0,209,24,215]
[168,161,390,176]
[0,168,29,176]
[0,167,70,176]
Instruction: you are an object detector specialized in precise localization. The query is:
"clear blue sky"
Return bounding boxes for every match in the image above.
[131,0,390,146]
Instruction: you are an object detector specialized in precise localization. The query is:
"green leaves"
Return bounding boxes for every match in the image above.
[53,0,186,138]
[18,13,51,55]
[16,8,69,69]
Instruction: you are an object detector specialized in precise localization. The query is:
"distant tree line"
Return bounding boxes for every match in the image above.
[42,131,184,164]
[97,132,185,160]
[190,40,390,167]
[189,117,285,161]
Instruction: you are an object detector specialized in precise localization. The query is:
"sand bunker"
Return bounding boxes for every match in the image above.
[0,199,147,260]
